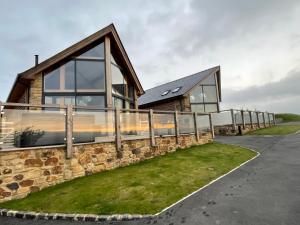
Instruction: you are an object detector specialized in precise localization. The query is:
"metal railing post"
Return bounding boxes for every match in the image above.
[257,112,261,128]
[115,108,122,158]
[268,113,271,126]
[231,109,236,131]
[249,111,254,129]
[273,113,277,125]
[174,111,180,144]
[241,110,246,130]
[66,105,73,159]
[209,113,215,139]
[149,109,156,146]
[263,112,266,128]
[193,112,200,142]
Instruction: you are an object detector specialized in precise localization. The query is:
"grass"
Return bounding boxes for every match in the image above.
[0,142,256,215]
[275,113,300,122]
[247,125,300,135]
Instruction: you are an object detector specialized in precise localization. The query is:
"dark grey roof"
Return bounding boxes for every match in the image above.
[138,66,220,106]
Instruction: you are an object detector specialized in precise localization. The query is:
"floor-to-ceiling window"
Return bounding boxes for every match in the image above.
[43,42,106,108]
[190,74,219,113]
[111,54,135,109]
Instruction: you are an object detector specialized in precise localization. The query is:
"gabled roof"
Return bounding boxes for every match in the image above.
[138,66,221,106]
[7,23,144,102]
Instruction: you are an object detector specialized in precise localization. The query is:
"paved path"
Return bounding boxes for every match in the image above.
[1,134,300,225]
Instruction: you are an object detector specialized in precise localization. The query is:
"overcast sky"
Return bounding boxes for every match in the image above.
[0,0,299,113]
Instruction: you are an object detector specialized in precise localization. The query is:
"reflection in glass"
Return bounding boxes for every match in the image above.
[153,113,175,136]
[76,96,105,107]
[200,74,216,85]
[190,86,204,103]
[0,108,66,149]
[120,112,150,140]
[204,104,218,113]
[196,114,211,132]
[64,61,75,90]
[78,42,104,58]
[211,111,232,126]
[73,110,115,143]
[112,64,126,96]
[191,104,205,113]
[76,60,105,90]
[44,68,60,90]
[202,86,217,102]
[178,114,194,134]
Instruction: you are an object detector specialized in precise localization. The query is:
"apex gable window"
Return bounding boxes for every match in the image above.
[8,25,144,108]
[43,42,106,107]
[78,42,104,59]
[190,73,219,113]
[76,60,105,91]
[111,52,135,109]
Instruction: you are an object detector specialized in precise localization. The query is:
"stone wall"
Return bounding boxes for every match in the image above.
[214,123,272,136]
[0,133,212,203]
[29,73,42,105]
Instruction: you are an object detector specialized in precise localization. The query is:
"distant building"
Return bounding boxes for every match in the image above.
[138,66,221,113]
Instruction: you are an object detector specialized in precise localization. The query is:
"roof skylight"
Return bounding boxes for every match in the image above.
[161,90,170,96]
[171,87,182,93]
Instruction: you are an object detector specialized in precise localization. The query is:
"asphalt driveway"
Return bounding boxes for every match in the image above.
[1,133,300,225]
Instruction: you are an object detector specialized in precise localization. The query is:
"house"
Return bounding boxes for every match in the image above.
[6,24,144,109]
[138,66,221,113]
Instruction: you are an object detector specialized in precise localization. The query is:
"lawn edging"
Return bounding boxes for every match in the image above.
[154,144,260,216]
[0,144,260,222]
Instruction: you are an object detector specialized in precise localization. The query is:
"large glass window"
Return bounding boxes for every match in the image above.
[64,61,75,90]
[78,42,104,58]
[44,42,106,108]
[190,86,204,103]
[76,96,105,107]
[203,86,217,102]
[111,52,134,109]
[76,60,105,91]
[204,104,218,113]
[112,64,126,96]
[44,68,60,90]
[45,96,75,106]
[191,104,205,113]
[189,73,218,113]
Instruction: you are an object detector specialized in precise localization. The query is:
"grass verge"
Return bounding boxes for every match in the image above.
[247,125,300,135]
[0,142,256,215]
[275,113,300,122]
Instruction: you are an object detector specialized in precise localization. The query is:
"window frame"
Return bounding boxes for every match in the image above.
[189,73,219,113]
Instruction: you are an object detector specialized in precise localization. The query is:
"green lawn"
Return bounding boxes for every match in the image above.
[247,125,300,135]
[275,113,300,122]
[0,143,256,215]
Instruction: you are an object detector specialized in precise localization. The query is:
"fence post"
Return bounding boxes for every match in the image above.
[249,111,254,129]
[115,108,122,158]
[273,113,276,125]
[263,112,266,128]
[268,113,271,126]
[66,105,73,159]
[149,109,156,146]
[193,112,200,142]
[241,110,246,130]
[174,111,180,144]
[257,112,261,128]
[231,109,236,131]
[209,113,215,139]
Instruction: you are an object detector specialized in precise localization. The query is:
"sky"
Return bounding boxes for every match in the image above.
[0,0,299,113]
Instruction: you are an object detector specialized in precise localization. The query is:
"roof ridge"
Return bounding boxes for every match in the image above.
[144,66,219,92]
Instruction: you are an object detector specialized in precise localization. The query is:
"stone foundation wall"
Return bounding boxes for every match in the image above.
[214,123,272,136]
[0,133,212,203]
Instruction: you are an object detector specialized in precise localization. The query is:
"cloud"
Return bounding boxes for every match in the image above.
[0,0,299,114]
[221,68,300,113]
